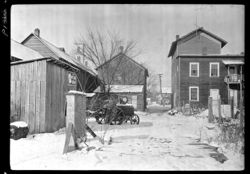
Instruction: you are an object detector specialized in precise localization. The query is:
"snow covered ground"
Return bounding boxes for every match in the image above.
[10,104,244,170]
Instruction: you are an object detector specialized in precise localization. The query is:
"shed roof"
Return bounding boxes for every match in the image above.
[21,33,97,76]
[94,85,144,93]
[168,27,228,57]
[222,59,244,65]
[11,39,44,60]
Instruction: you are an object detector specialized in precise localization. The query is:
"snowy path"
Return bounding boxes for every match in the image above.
[10,108,244,170]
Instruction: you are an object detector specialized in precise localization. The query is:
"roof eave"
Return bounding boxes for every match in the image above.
[168,42,177,57]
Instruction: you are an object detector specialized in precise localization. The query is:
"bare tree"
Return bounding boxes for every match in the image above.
[74,29,141,94]
[74,29,142,142]
[146,69,158,102]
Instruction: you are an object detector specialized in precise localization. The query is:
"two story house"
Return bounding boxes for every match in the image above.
[168,27,244,109]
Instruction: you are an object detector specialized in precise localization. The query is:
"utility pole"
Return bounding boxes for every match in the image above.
[158,74,163,105]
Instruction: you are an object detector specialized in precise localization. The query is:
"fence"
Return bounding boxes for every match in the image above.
[208,96,239,123]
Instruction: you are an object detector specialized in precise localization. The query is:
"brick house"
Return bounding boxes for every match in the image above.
[168,27,244,109]
[96,48,149,111]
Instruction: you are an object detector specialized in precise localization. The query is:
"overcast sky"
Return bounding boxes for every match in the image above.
[11,4,244,88]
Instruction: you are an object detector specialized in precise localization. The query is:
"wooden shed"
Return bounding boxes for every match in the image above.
[11,57,78,134]
[11,39,81,133]
[21,28,100,93]
[11,29,100,134]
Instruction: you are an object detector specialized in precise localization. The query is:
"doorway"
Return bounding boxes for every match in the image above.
[210,89,219,100]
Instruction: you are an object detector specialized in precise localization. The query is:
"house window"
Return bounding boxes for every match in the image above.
[189,62,199,77]
[76,55,80,61]
[189,86,199,101]
[210,62,220,77]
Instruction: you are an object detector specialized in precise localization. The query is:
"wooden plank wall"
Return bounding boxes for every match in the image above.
[46,62,68,132]
[23,35,58,58]
[11,60,47,134]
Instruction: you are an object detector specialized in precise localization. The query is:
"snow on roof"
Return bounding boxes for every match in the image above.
[67,91,96,97]
[162,87,172,93]
[35,35,97,76]
[94,85,144,93]
[84,93,96,97]
[11,39,44,60]
[222,59,244,65]
[68,90,85,95]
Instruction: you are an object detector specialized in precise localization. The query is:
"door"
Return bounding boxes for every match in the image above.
[210,89,219,100]
[210,89,220,117]
[229,89,238,107]
[229,66,236,74]
[132,95,137,109]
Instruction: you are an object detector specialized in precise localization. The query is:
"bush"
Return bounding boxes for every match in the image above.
[217,120,244,153]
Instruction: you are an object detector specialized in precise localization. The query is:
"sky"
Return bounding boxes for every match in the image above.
[11,4,244,88]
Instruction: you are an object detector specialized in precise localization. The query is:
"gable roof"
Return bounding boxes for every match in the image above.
[11,39,44,61]
[96,52,149,77]
[168,27,228,57]
[21,33,97,76]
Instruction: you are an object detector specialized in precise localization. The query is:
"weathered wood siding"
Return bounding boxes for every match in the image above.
[178,32,221,55]
[22,35,58,58]
[11,60,47,134]
[171,31,222,108]
[97,54,147,111]
[45,62,68,132]
[178,57,241,107]
[11,59,72,134]
[98,55,145,85]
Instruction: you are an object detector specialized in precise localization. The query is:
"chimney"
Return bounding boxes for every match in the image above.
[119,46,124,53]
[34,28,40,37]
[176,35,180,40]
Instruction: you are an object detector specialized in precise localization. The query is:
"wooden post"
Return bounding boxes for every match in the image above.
[227,66,230,104]
[218,96,222,123]
[208,97,214,123]
[240,65,244,129]
[63,91,86,154]
[189,100,191,115]
[230,96,234,119]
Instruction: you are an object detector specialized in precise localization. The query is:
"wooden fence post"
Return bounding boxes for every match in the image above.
[63,91,86,154]
[208,97,214,123]
[230,96,234,119]
[218,96,222,123]
[240,97,244,129]
[189,100,191,115]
